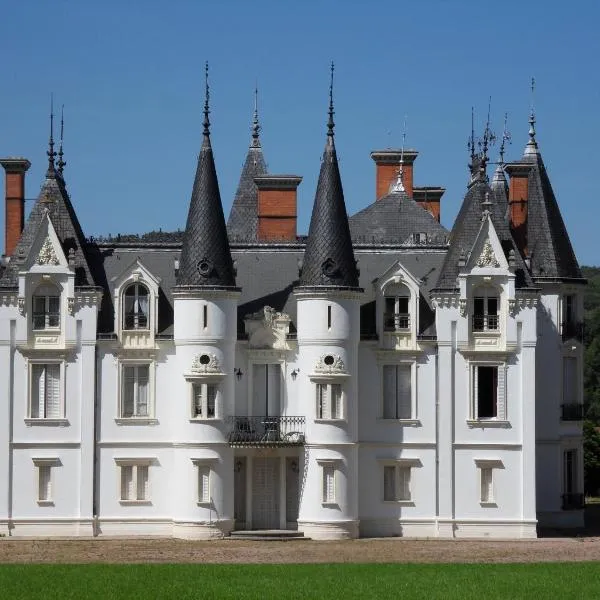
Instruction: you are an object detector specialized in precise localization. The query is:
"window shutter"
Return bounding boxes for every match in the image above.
[331,384,342,419]
[136,366,149,417]
[383,466,396,501]
[207,384,217,418]
[323,465,335,503]
[397,365,412,420]
[31,364,43,418]
[316,384,325,419]
[39,465,52,501]
[46,364,61,418]
[473,366,479,419]
[253,364,267,415]
[497,366,506,420]
[267,364,281,417]
[137,465,149,501]
[121,466,133,500]
[122,367,135,417]
[382,365,396,419]
[480,468,493,503]
[398,467,411,501]
[193,384,203,417]
[198,465,210,503]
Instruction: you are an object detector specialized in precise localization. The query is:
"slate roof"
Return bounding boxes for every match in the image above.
[349,190,449,245]
[434,175,534,291]
[490,163,509,210]
[298,113,359,289]
[520,149,583,281]
[0,172,96,288]
[176,115,237,288]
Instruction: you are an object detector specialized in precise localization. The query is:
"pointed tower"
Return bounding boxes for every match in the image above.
[295,64,362,540]
[227,88,268,241]
[172,64,239,539]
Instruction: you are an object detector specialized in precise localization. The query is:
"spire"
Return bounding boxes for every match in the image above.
[176,64,237,289]
[491,112,510,192]
[390,116,407,194]
[251,85,261,148]
[57,104,66,177]
[46,94,56,178]
[298,65,359,289]
[524,77,538,156]
[202,61,210,140]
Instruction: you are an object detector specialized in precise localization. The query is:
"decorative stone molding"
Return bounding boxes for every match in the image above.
[0,293,18,308]
[314,354,347,375]
[36,236,60,266]
[459,298,467,317]
[508,298,517,317]
[509,296,539,317]
[75,292,103,308]
[245,305,291,350]
[431,295,460,310]
[67,297,75,315]
[189,353,222,375]
[17,296,26,315]
[475,239,500,268]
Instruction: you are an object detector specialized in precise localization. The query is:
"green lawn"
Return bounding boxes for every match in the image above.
[0,563,598,599]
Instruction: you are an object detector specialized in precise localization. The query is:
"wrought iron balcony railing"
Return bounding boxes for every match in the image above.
[561,321,584,342]
[227,416,306,447]
[472,314,499,331]
[383,313,410,332]
[562,492,585,510]
[561,404,585,421]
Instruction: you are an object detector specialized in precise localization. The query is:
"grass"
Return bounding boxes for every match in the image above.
[1,563,599,599]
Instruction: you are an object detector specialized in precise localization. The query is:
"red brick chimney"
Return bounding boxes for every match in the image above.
[254,175,302,241]
[413,187,445,222]
[1,157,31,259]
[371,149,418,199]
[505,162,532,256]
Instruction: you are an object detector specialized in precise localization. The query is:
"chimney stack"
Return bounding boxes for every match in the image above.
[1,157,31,260]
[255,175,302,241]
[505,162,532,256]
[371,149,418,199]
[413,187,445,222]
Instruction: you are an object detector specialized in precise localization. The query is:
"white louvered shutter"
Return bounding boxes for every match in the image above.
[136,366,149,417]
[323,464,335,503]
[383,466,396,501]
[398,466,411,501]
[316,384,328,419]
[331,384,342,419]
[31,364,44,418]
[496,366,506,420]
[39,465,52,501]
[45,364,61,418]
[198,465,210,503]
[193,384,203,417]
[206,384,217,418]
[137,465,149,501]
[121,466,133,500]
[397,365,412,420]
[382,365,396,419]
[473,367,479,419]
[122,367,135,417]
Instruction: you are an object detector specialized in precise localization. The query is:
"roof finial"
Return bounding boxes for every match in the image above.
[57,104,66,177]
[481,96,496,170]
[525,76,538,155]
[468,106,476,165]
[499,112,511,164]
[203,61,210,138]
[390,115,407,193]
[46,93,56,177]
[327,61,335,140]
[251,84,261,147]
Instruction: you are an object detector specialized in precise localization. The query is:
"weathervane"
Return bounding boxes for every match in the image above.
[499,112,511,164]
[390,115,407,193]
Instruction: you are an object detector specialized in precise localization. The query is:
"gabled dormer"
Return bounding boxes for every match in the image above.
[111,258,161,349]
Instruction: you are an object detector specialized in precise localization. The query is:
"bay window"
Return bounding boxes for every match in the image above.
[32,284,60,330]
[123,283,149,330]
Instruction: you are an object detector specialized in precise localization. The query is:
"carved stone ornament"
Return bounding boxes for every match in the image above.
[508,298,518,317]
[18,296,26,316]
[459,298,467,317]
[67,297,75,316]
[36,236,60,266]
[190,353,222,374]
[314,354,347,375]
[245,306,291,350]
[475,239,500,268]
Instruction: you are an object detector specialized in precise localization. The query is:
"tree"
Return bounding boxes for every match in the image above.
[584,420,600,496]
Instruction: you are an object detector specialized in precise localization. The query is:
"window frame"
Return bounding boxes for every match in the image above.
[116,361,156,424]
[27,361,65,422]
[32,458,60,506]
[470,362,507,422]
[123,282,150,331]
[379,459,419,505]
[472,285,500,332]
[31,284,61,331]
[192,459,216,506]
[382,282,411,333]
[115,459,152,505]
[315,382,344,421]
[381,362,414,421]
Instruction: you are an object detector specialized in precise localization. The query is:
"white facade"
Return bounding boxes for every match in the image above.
[0,210,585,539]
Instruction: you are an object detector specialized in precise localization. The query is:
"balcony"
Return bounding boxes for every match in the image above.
[227,416,306,447]
[383,313,410,332]
[562,493,585,510]
[561,321,584,343]
[561,404,585,421]
[472,314,499,331]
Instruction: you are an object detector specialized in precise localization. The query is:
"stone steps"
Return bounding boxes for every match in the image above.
[228,530,309,541]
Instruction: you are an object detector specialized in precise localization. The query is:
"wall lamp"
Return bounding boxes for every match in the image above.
[291,368,300,381]
[234,368,243,381]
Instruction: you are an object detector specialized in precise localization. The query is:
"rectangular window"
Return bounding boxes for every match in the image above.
[480,467,493,503]
[32,295,60,330]
[327,305,332,330]
[473,365,501,419]
[120,464,149,502]
[322,464,336,504]
[30,363,61,419]
[316,383,342,419]
[563,449,577,495]
[383,464,411,502]
[382,364,412,419]
[473,295,498,331]
[562,357,578,405]
[198,464,210,504]
[564,294,576,324]
[38,465,52,502]
[192,383,217,419]
[121,365,149,418]
[384,296,410,331]
[252,364,281,417]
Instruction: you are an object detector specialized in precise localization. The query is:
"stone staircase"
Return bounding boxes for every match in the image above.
[228,530,309,541]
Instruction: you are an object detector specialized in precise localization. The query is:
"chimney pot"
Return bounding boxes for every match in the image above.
[1,157,31,259]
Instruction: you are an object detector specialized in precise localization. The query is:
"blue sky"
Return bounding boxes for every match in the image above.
[1,0,599,264]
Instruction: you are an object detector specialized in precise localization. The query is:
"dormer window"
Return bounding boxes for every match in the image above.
[124,283,149,330]
[473,286,498,332]
[32,284,60,330]
[384,284,410,332]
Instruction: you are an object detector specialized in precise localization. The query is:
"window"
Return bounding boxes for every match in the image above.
[564,294,576,325]
[327,305,332,330]
[472,365,506,420]
[563,449,577,496]
[322,463,336,504]
[32,285,60,330]
[121,365,149,418]
[382,364,412,419]
[383,464,411,502]
[252,364,281,417]
[192,383,217,419]
[197,464,210,504]
[120,464,149,502]
[563,357,578,405]
[38,465,52,503]
[316,383,342,419]
[30,363,61,419]
[472,286,498,331]
[123,283,149,330]
[480,467,493,503]
[384,284,410,331]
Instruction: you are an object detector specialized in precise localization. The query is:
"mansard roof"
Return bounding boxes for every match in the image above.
[520,150,582,281]
[349,190,448,245]
[434,177,533,291]
[0,173,96,288]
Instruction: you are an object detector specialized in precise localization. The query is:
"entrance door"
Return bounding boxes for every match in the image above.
[252,457,280,530]
[286,457,300,528]
[234,457,247,528]
[253,364,281,416]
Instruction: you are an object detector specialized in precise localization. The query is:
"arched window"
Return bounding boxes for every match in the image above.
[384,283,410,332]
[32,284,60,330]
[472,285,499,331]
[123,283,149,330]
